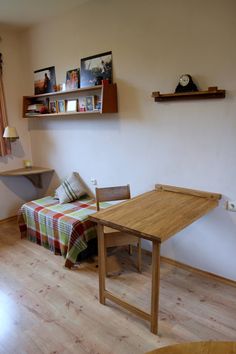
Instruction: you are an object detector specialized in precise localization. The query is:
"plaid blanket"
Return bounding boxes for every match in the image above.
[18,195,107,268]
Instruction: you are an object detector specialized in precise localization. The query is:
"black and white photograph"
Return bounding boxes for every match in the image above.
[80,51,112,88]
[85,96,94,111]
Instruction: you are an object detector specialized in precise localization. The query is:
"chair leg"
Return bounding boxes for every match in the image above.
[105,251,108,277]
[129,245,133,255]
[137,238,142,273]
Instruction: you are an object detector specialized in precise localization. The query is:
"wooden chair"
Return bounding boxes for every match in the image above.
[96,185,142,274]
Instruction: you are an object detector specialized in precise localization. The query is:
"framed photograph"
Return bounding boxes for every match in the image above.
[34,66,56,95]
[94,95,102,110]
[85,96,94,111]
[57,100,66,113]
[66,99,78,112]
[80,51,112,88]
[78,96,86,112]
[66,69,80,90]
[49,101,57,113]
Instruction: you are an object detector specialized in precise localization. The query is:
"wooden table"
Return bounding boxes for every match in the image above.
[0,166,54,188]
[145,341,236,353]
[89,184,221,334]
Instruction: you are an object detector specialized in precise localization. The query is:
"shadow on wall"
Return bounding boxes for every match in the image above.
[0,172,54,202]
[0,141,25,166]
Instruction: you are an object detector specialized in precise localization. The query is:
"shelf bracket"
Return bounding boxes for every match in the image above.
[24,174,43,188]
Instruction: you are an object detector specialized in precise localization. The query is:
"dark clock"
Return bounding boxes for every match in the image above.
[175,74,198,93]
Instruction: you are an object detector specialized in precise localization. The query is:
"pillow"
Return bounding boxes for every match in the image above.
[55,172,86,203]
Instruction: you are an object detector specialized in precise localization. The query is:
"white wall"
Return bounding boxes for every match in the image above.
[0,26,37,219]
[12,0,236,279]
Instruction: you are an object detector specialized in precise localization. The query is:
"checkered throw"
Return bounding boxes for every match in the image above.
[18,195,106,267]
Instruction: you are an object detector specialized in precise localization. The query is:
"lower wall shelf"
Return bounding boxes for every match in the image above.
[0,167,54,188]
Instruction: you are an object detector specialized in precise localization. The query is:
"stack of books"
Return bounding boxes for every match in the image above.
[25,103,44,116]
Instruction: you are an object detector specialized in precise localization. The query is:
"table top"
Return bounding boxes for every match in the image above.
[89,185,221,243]
[145,341,236,354]
[0,166,54,176]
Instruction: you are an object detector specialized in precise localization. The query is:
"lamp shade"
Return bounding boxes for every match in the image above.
[3,126,19,140]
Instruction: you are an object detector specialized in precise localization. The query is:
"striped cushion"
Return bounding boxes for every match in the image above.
[55,172,86,203]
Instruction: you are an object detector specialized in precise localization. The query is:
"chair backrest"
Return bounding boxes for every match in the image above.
[96,185,131,211]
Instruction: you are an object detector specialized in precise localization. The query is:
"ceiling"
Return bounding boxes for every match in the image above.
[0,0,90,29]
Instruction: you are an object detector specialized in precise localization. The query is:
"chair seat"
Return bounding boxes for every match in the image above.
[104,228,139,248]
[104,226,119,234]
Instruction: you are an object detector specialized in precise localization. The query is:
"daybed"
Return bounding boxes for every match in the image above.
[18,195,99,268]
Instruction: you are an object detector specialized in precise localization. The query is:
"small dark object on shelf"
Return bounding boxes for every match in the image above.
[175,74,198,93]
[39,105,49,114]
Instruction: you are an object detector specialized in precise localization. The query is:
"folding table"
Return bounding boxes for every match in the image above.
[89,184,221,334]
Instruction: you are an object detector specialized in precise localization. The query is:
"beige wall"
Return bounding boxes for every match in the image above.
[3,0,236,279]
[0,26,37,219]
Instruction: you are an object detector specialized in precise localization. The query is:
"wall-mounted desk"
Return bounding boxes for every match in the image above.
[0,166,54,188]
[89,184,221,335]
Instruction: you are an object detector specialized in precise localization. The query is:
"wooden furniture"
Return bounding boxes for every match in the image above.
[0,166,54,188]
[146,341,236,354]
[152,87,225,102]
[96,185,142,274]
[89,184,221,334]
[23,84,117,118]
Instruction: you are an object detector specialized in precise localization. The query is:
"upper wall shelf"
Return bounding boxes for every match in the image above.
[152,87,226,102]
[23,83,118,118]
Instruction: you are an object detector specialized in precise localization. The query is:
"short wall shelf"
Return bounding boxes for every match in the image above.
[152,87,226,102]
[0,167,54,188]
[23,83,118,118]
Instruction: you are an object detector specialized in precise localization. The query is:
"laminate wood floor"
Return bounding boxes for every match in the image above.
[0,220,235,354]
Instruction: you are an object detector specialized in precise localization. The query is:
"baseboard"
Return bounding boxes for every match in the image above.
[161,255,236,287]
[0,215,17,224]
[141,248,236,288]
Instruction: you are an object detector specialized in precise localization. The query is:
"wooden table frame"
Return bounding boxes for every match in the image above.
[90,184,221,334]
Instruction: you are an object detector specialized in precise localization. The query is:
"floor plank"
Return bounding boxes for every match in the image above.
[0,220,235,354]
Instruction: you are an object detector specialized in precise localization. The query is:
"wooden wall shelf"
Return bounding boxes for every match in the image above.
[23,84,118,118]
[152,87,226,102]
[0,167,54,188]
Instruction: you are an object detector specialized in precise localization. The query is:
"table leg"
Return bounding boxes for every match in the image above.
[97,224,106,305]
[151,240,160,334]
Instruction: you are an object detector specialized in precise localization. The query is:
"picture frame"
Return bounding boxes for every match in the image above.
[34,66,56,95]
[66,68,80,90]
[49,101,57,113]
[78,96,86,112]
[66,99,78,112]
[85,96,95,111]
[80,51,112,88]
[94,95,102,110]
[57,100,66,113]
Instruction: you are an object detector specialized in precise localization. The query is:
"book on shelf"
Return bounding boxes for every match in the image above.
[25,112,41,116]
[27,103,44,111]
[26,102,45,115]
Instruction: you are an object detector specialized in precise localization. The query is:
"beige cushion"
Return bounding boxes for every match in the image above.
[55,172,86,203]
